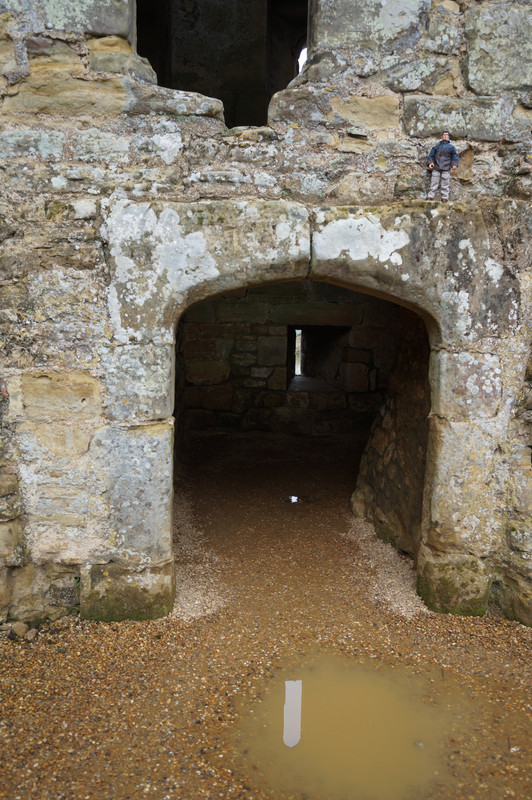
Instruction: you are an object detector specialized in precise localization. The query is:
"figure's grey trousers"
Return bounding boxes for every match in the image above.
[427,169,450,200]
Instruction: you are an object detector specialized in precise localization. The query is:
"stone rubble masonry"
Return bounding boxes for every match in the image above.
[179,282,397,436]
[0,0,530,624]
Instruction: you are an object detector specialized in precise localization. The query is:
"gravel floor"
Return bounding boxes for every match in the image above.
[1,433,530,800]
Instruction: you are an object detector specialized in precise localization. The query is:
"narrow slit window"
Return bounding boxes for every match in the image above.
[298,46,308,73]
[295,329,302,375]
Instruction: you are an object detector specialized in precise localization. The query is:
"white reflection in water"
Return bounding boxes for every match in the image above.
[283,680,302,748]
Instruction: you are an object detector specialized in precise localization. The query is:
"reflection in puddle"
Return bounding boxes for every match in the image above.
[236,653,464,800]
[283,680,302,748]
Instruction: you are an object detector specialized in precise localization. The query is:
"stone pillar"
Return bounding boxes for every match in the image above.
[417,345,510,616]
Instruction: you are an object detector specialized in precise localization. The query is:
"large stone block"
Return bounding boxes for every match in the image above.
[425,0,462,55]
[424,418,505,558]
[310,204,522,348]
[403,96,528,142]
[0,129,65,160]
[103,200,310,342]
[417,548,491,616]
[465,3,532,94]
[92,422,173,567]
[8,562,81,623]
[16,422,92,458]
[88,36,156,83]
[21,372,102,420]
[258,335,286,366]
[70,130,130,164]
[309,0,430,53]
[0,517,22,562]
[41,0,131,38]
[80,561,175,622]
[381,56,461,95]
[329,95,400,128]
[101,344,175,422]
[430,350,502,419]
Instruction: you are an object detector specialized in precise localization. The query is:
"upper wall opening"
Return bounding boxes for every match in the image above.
[136,0,308,127]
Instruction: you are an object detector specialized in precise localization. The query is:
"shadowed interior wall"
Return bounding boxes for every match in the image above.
[351,311,431,555]
[136,0,308,126]
[175,281,429,439]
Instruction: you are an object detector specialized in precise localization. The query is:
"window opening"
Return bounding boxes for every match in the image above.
[136,0,309,128]
[298,46,308,72]
[295,329,302,376]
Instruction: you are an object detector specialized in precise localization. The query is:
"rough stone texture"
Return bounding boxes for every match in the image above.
[179,282,397,435]
[465,3,532,95]
[0,0,530,624]
[80,561,175,621]
[351,311,431,554]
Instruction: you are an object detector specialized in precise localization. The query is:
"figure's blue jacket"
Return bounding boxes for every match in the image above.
[427,140,459,170]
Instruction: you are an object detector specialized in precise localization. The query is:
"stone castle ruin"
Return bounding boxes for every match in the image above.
[0,1,530,625]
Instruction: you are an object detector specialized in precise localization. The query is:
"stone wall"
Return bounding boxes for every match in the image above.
[0,0,530,623]
[352,311,431,555]
[179,281,401,436]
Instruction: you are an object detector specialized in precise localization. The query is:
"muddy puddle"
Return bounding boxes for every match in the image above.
[233,652,478,800]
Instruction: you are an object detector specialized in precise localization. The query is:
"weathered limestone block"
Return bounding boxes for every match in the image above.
[2,36,224,118]
[92,422,173,568]
[17,421,91,458]
[329,95,400,128]
[0,517,22,563]
[70,129,130,163]
[41,0,131,38]
[417,547,492,616]
[103,200,310,343]
[310,204,520,348]
[430,350,502,419]
[382,56,462,95]
[309,0,430,53]
[101,344,175,422]
[8,562,80,622]
[498,559,532,627]
[0,128,65,159]
[15,417,109,565]
[465,3,532,94]
[80,561,175,622]
[4,269,109,370]
[423,417,506,558]
[88,36,156,84]
[0,566,11,622]
[403,96,529,142]
[424,0,462,55]
[132,121,184,165]
[21,372,102,420]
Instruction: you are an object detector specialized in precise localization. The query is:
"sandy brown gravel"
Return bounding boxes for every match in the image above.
[1,433,530,800]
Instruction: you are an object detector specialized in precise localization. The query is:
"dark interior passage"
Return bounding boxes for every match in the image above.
[136,0,308,127]
[174,280,431,557]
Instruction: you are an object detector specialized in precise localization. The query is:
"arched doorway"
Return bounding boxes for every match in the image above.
[173,280,431,571]
[92,197,517,621]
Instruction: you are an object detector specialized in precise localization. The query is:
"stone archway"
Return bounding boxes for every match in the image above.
[77,197,526,621]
